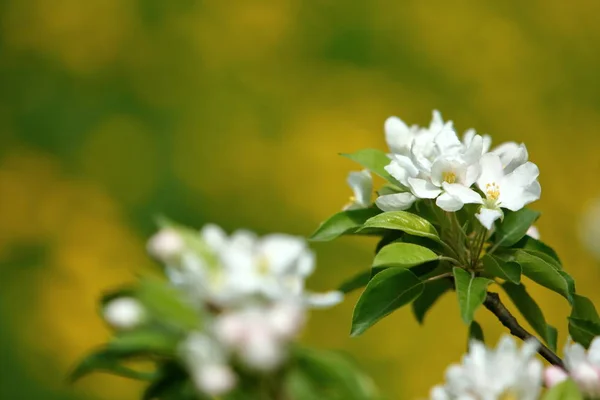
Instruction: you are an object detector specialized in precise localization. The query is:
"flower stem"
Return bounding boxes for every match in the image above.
[425,272,453,282]
[483,291,564,368]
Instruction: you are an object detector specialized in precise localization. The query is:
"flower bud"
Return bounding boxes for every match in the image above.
[193,364,236,396]
[544,366,568,388]
[103,297,144,330]
[147,228,184,261]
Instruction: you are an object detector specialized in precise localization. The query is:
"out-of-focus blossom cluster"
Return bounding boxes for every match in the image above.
[345,111,541,229]
[103,223,343,397]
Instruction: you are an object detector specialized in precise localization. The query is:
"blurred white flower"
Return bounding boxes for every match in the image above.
[103,297,145,330]
[343,170,373,210]
[545,338,600,398]
[526,226,540,240]
[475,153,541,229]
[180,332,236,396]
[430,335,543,400]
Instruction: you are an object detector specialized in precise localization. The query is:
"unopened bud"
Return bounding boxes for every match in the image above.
[193,364,237,396]
[544,366,568,388]
[147,228,184,261]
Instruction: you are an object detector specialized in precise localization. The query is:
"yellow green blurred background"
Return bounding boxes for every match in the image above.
[2,0,600,399]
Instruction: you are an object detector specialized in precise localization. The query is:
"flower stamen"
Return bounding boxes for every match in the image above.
[485,182,500,201]
[443,171,457,184]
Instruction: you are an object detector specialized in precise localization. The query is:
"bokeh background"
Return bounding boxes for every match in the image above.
[2,0,600,399]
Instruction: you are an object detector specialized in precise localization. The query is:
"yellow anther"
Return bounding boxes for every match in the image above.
[257,256,270,275]
[498,390,518,400]
[486,182,500,201]
[443,171,457,184]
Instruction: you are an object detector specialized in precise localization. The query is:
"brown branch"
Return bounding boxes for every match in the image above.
[483,291,564,368]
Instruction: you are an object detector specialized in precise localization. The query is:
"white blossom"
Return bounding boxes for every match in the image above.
[147,228,185,262]
[103,297,145,330]
[545,338,600,398]
[343,170,373,210]
[527,226,540,240]
[430,335,543,400]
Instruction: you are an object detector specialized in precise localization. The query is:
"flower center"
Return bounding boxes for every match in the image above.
[257,256,270,275]
[485,182,500,201]
[443,171,457,184]
[498,390,518,400]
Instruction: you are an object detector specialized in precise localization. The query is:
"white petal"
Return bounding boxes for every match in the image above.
[462,134,483,165]
[526,226,540,240]
[436,192,465,212]
[375,192,417,211]
[464,163,481,187]
[347,169,372,207]
[505,162,539,189]
[385,116,413,155]
[435,127,462,154]
[408,177,442,199]
[588,337,600,366]
[385,155,418,186]
[201,224,228,251]
[481,134,492,153]
[430,385,450,400]
[477,153,504,190]
[259,235,307,274]
[503,144,529,174]
[442,182,483,205]
[304,291,344,308]
[476,207,503,229]
[544,366,569,388]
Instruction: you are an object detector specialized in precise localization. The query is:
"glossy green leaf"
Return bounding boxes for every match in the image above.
[468,321,485,343]
[513,250,574,303]
[412,279,453,324]
[310,208,382,242]
[453,268,492,325]
[341,149,398,184]
[351,268,424,336]
[502,282,553,347]
[568,317,600,348]
[137,278,200,330]
[547,325,558,352]
[338,270,372,294]
[359,211,442,243]
[542,379,583,400]
[373,243,439,269]
[482,255,521,283]
[515,236,561,264]
[495,208,540,247]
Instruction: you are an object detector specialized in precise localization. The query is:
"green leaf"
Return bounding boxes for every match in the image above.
[359,211,441,244]
[547,325,558,352]
[502,282,553,347]
[453,268,492,325]
[412,279,453,324]
[468,321,485,343]
[288,347,378,400]
[341,149,398,184]
[568,317,600,348]
[338,270,372,294]
[142,362,190,400]
[515,236,561,264]
[373,243,439,269]
[351,268,424,336]
[495,208,540,247]
[109,329,178,355]
[310,208,382,242]
[542,379,583,400]
[69,348,157,383]
[512,250,574,303]
[137,278,200,330]
[570,294,600,323]
[482,255,521,283]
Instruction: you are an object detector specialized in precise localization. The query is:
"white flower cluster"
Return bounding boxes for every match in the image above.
[106,223,343,397]
[430,335,543,400]
[346,111,541,229]
[545,338,600,398]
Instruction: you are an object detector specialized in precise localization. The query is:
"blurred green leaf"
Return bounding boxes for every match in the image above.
[547,325,558,352]
[137,278,200,331]
[482,255,521,283]
[351,268,423,336]
[568,317,600,348]
[412,279,452,324]
[494,209,540,248]
[542,379,583,400]
[453,268,492,325]
[69,348,157,383]
[359,211,441,244]
[571,294,600,323]
[310,208,382,242]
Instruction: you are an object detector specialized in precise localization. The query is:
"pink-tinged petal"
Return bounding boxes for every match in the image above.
[408,177,442,199]
[476,207,503,230]
[477,153,504,190]
[436,192,464,212]
[544,366,568,388]
[442,183,483,205]
[375,192,417,211]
